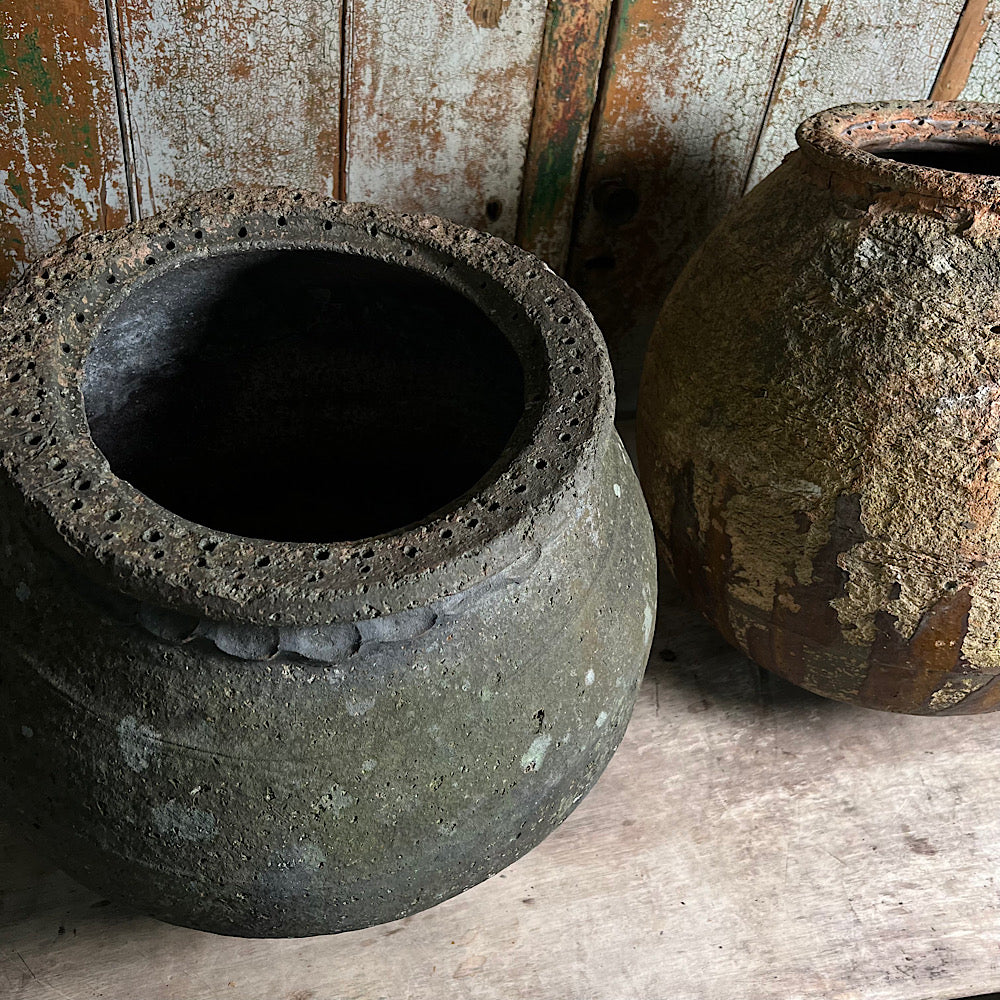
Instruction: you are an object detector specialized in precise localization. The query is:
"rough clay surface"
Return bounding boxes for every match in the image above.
[0,188,657,935]
[638,101,1000,715]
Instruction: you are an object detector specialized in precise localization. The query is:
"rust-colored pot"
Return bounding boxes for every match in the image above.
[638,101,1000,715]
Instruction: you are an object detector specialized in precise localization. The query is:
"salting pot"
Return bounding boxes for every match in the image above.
[0,188,656,935]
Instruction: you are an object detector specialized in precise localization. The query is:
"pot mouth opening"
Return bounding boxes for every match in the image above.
[796,102,1000,201]
[865,135,1000,177]
[82,247,526,543]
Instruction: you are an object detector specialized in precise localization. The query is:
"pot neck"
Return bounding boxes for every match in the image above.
[796,101,1000,208]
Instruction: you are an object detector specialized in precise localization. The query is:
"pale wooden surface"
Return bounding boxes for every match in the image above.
[342,0,548,242]
[4,576,1000,1000]
[115,0,344,213]
[745,0,967,190]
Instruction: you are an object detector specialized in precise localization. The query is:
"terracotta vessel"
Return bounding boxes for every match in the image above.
[0,188,656,935]
[638,100,1000,715]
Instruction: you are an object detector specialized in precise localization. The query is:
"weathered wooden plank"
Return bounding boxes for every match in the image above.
[745,0,968,190]
[0,0,129,287]
[961,4,1000,100]
[5,573,1000,999]
[113,0,343,215]
[931,0,991,99]
[515,0,614,274]
[565,0,797,413]
[342,0,548,242]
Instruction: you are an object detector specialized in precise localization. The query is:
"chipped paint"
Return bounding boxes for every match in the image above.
[466,0,509,29]
[1,1,128,286]
[117,0,343,213]
[746,0,967,189]
[516,0,613,271]
[567,0,799,410]
[343,0,547,240]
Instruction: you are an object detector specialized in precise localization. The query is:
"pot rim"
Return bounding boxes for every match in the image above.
[0,187,613,625]
[796,100,1000,205]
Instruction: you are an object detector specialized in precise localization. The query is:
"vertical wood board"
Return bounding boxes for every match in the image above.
[115,0,343,216]
[342,0,548,241]
[930,0,991,100]
[745,0,968,190]
[962,4,1000,100]
[0,0,129,287]
[565,0,797,412]
[515,0,614,273]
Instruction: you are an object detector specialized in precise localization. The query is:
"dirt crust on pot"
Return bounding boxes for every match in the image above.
[639,101,1000,715]
[0,188,656,935]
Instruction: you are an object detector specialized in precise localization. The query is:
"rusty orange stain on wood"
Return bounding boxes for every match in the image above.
[566,0,797,410]
[1,0,128,287]
[516,0,614,273]
[467,0,510,29]
[117,0,343,213]
[343,1,547,240]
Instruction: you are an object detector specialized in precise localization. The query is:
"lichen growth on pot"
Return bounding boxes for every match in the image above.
[639,100,1000,715]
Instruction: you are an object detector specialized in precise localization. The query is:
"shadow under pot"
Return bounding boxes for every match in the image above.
[0,190,656,936]
[638,100,1000,716]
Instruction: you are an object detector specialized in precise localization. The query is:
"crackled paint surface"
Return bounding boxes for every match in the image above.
[963,6,1000,101]
[745,0,967,190]
[0,0,128,287]
[566,0,798,411]
[342,0,548,241]
[115,0,343,214]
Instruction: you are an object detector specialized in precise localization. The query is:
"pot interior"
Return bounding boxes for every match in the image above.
[865,136,1000,177]
[83,248,525,542]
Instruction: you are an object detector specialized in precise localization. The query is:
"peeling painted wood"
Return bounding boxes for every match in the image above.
[931,0,991,99]
[0,1,129,287]
[6,574,1000,999]
[745,0,968,190]
[961,5,1000,100]
[342,0,548,241]
[114,0,343,215]
[516,0,614,273]
[566,0,797,412]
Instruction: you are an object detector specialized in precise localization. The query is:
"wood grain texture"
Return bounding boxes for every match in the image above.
[565,0,797,413]
[342,0,548,242]
[4,574,1000,999]
[961,4,1000,100]
[516,0,613,273]
[114,0,343,216]
[0,0,129,287]
[931,0,991,99]
[745,0,968,190]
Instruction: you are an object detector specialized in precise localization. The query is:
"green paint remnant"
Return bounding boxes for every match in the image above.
[17,30,56,108]
[6,177,30,211]
[0,35,13,86]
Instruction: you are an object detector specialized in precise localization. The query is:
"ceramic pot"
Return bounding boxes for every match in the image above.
[638,100,1000,715]
[0,188,656,936]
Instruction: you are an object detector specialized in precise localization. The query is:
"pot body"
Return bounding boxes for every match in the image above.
[638,101,1000,715]
[0,190,656,935]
